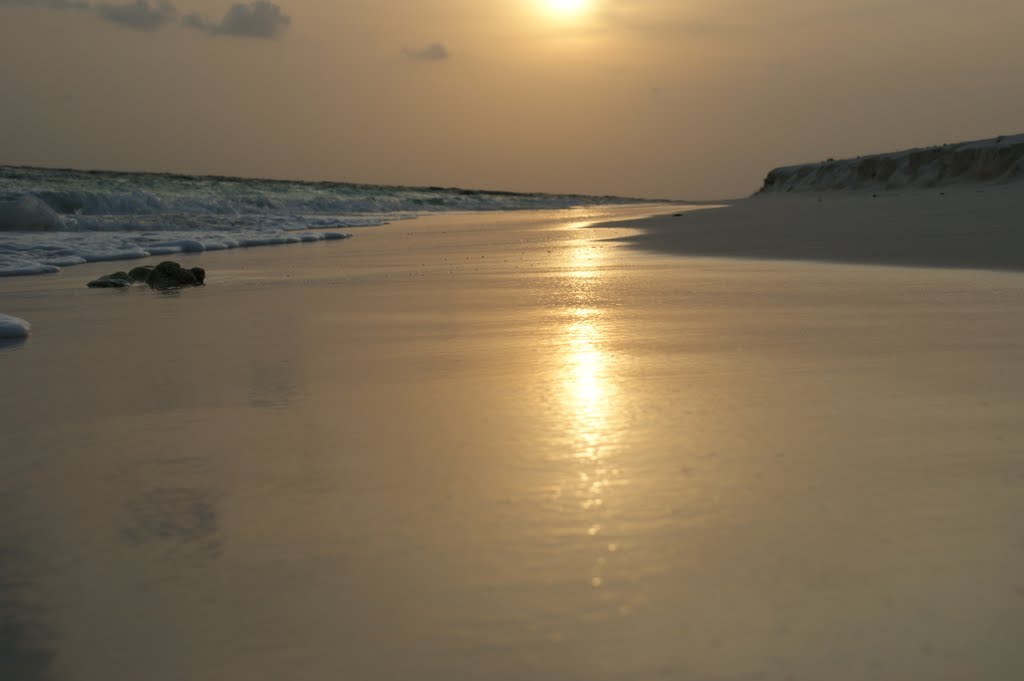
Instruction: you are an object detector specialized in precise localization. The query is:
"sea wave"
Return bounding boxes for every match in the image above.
[0,166,649,276]
[0,166,638,229]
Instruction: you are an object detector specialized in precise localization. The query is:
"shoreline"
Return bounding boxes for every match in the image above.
[598,184,1024,272]
[0,202,682,280]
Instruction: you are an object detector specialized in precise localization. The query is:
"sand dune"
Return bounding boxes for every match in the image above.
[759,134,1024,194]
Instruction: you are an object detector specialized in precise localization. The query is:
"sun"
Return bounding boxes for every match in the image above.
[546,0,588,15]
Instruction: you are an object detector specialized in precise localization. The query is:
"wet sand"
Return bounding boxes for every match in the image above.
[610,184,1024,271]
[2,203,1024,680]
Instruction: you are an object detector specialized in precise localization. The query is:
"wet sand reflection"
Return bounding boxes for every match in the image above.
[553,237,629,596]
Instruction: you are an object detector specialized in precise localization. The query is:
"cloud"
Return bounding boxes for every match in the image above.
[182,1,290,39]
[95,0,175,30]
[2,0,293,38]
[402,43,450,61]
[0,0,89,8]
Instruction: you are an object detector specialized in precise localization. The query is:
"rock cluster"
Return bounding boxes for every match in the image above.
[87,261,206,290]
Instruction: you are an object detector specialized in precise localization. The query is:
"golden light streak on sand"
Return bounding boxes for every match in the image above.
[557,237,615,465]
[553,234,627,593]
[563,312,608,462]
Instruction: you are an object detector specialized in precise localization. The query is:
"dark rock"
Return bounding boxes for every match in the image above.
[128,265,153,283]
[147,261,204,290]
[87,261,205,290]
[87,271,132,288]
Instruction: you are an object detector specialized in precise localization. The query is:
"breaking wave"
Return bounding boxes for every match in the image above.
[0,166,648,276]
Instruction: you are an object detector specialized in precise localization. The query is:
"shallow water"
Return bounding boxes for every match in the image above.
[2,205,1024,680]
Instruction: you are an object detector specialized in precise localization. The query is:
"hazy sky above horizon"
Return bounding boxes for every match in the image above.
[2,0,1023,199]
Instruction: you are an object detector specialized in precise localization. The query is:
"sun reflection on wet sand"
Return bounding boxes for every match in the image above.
[553,236,629,596]
[564,309,609,462]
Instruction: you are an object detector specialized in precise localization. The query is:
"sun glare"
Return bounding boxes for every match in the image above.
[546,0,588,15]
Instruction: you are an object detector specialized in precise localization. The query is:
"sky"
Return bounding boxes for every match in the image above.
[1,0,1023,199]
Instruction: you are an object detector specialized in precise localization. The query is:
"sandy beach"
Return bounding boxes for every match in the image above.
[2,196,1024,680]
[612,185,1024,271]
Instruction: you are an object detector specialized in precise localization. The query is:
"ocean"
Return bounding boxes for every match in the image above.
[0,165,651,277]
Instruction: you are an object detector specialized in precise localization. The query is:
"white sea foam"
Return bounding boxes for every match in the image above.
[0,230,353,276]
[0,313,31,338]
[0,166,647,276]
